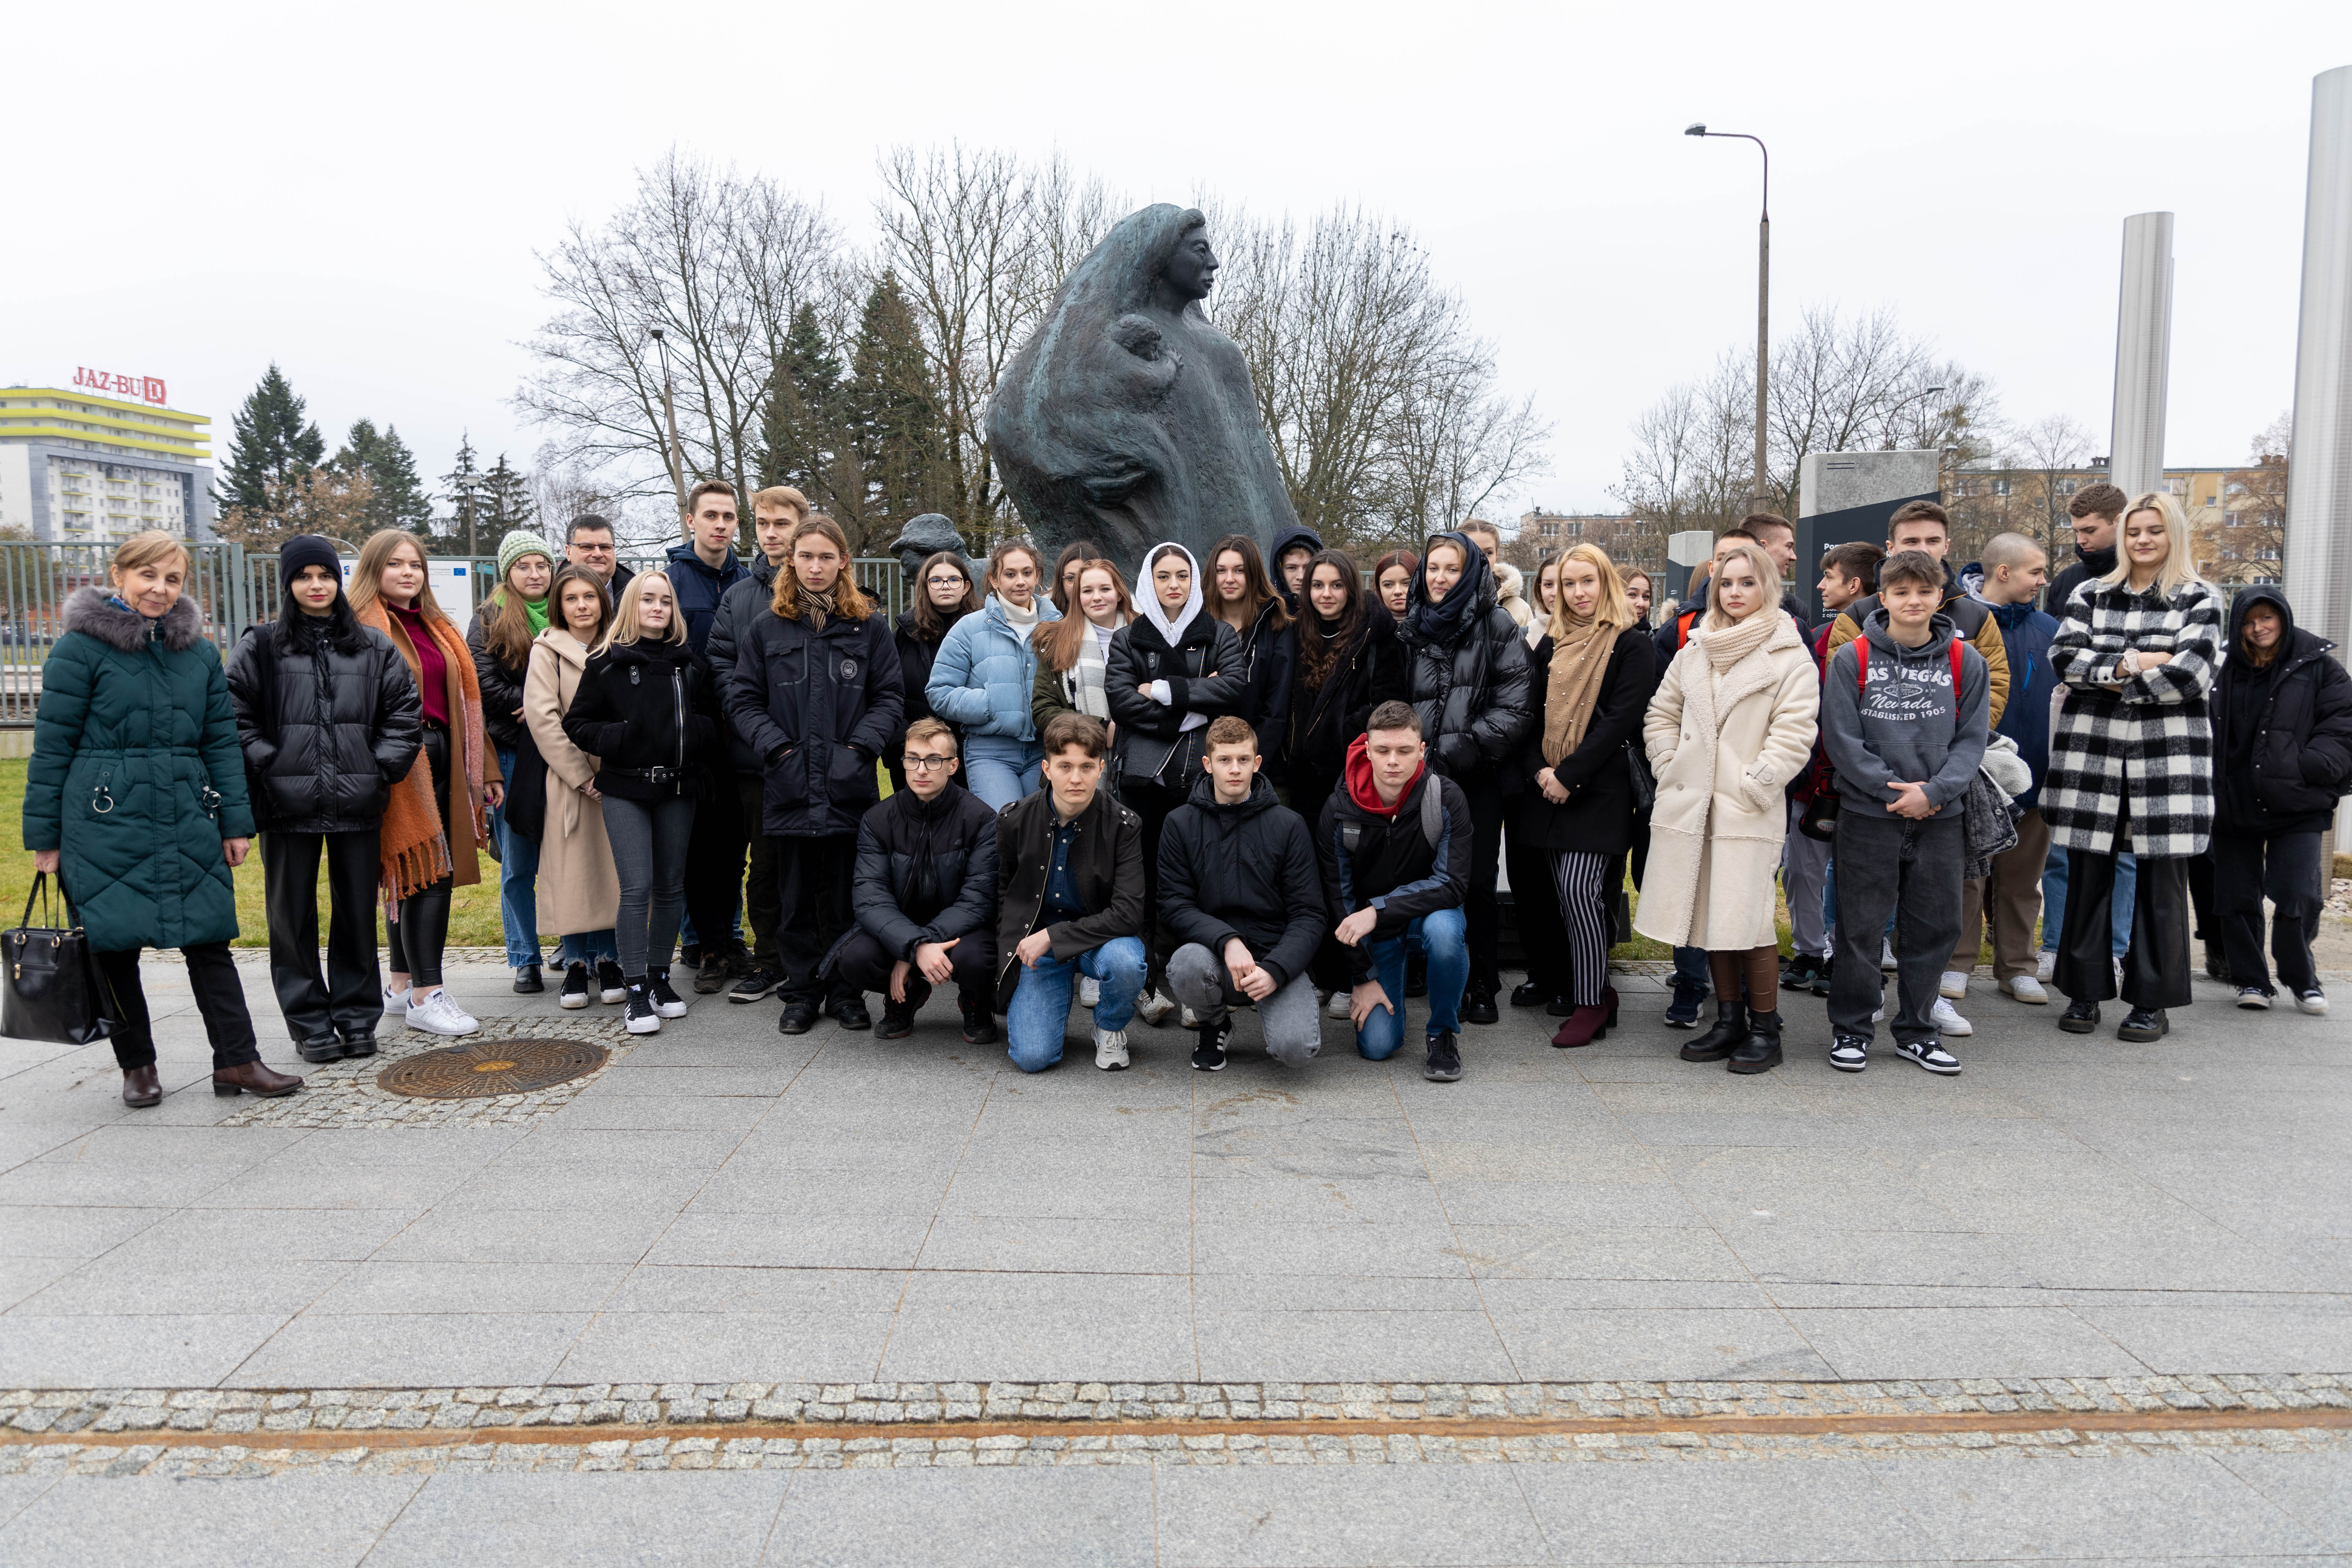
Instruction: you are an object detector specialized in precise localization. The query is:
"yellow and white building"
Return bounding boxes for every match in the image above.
[0,385,214,542]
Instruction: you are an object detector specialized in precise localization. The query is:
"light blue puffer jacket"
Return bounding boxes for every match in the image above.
[926,595,1062,741]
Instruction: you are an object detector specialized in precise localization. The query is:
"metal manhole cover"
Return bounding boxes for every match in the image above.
[376,1039,609,1100]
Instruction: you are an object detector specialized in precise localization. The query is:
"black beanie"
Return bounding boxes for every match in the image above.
[279,535,343,591]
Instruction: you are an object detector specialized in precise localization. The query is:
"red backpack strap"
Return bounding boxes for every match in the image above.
[1854,639,1866,690]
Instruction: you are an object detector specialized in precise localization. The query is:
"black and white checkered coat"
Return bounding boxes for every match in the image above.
[2043,576,2221,859]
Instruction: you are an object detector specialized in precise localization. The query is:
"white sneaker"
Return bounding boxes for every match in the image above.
[1078,975,1101,1009]
[1939,970,1970,1000]
[1134,989,1174,1027]
[1093,1027,1130,1070]
[2001,975,2048,1005]
[1931,997,1973,1036]
[2236,987,2272,1010]
[1871,1002,1886,1023]
[2036,950,2056,983]
[405,989,479,1037]
[1327,990,1352,1020]
[382,984,411,1015]
[1880,940,1898,972]
[2299,989,2329,1016]
[1180,1005,1200,1029]
[1895,1036,1964,1075]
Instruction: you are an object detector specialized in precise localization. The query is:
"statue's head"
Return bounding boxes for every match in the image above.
[1157,216,1218,306]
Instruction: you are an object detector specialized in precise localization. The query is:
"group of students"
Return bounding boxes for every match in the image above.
[25,476,2345,1108]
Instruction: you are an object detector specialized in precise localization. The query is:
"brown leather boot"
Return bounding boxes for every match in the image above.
[212,1061,303,1098]
[121,1066,161,1108]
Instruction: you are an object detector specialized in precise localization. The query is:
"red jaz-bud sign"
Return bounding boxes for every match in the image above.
[73,368,168,405]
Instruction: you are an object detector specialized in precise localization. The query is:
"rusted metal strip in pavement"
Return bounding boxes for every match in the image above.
[12,1403,2350,1454]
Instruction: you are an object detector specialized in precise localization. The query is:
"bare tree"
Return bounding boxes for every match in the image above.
[213,469,377,553]
[2209,411,2291,584]
[515,150,839,527]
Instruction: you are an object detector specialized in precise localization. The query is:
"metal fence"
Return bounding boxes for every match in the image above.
[0,542,911,726]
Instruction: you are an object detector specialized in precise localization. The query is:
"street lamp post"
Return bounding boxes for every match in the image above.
[648,328,689,530]
[1686,123,1770,512]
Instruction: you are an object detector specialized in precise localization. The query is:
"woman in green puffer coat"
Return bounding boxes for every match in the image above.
[23,531,303,1109]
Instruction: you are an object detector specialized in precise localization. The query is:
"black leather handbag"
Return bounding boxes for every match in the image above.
[2,873,115,1045]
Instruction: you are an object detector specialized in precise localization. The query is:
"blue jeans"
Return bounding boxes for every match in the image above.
[1671,945,1708,993]
[1006,936,1148,1072]
[1358,907,1469,1060]
[965,736,1044,810]
[2043,844,2133,957]
[556,931,617,966]
[493,748,540,969]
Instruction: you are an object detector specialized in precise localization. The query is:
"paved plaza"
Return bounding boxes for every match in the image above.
[2,953,2349,1565]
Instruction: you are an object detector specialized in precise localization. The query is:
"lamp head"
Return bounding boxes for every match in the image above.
[1684,122,1706,136]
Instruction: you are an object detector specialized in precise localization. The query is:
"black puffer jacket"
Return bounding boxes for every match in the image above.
[1399,540,1532,779]
[226,612,423,834]
[1158,772,1325,989]
[848,785,1000,959]
[1314,760,1473,985]
[703,554,779,774]
[1105,613,1248,790]
[726,605,904,837]
[1281,612,1408,789]
[1509,627,1657,858]
[465,605,532,752]
[888,605,972,776]
[1232,601,1296,760]
[560,639,722,801]
[2211,586,2352,835]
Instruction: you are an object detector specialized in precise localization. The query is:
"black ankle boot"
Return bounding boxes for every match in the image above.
[1728,1009,1784,1074]
[1680,999,1747,1062]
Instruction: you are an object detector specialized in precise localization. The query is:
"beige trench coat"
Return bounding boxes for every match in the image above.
[523,628,619,936]
[1634,613,1819,951]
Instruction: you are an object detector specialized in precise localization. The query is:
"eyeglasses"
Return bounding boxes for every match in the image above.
[926,575,965,587]
[904,754,957,772]
[572,544,614,555]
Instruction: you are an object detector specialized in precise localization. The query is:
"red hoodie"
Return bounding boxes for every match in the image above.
[1343,733,1425,819]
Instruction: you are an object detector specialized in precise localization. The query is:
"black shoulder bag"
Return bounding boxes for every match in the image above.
[2,873,116,1045]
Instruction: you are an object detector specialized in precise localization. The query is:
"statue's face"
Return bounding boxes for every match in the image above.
[1162,230,1219,302]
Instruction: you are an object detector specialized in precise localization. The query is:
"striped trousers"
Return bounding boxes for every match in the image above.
[1547,850,1614,1009]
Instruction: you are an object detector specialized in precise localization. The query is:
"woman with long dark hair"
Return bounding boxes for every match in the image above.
[887,550,981,795]
[1374,550,1419,625]
[349,528,500,1038]
[526,564,623,1010]
[468,529,556,992]
[1205,533,1293,760]
[231,534,423,1064]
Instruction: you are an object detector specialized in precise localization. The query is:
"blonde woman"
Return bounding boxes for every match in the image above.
[559,571,721,1035]
[524,564,622,1011]
[348,528,499,1037]
[1032,558,1135,735]
[2045,491,2221,1041]
[1637,540,1818,1074]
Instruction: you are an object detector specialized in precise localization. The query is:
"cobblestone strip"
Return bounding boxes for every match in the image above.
[7,1375,2346,1441]
[216,1014,632,1130]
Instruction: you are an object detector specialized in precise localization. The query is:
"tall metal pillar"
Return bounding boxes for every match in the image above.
[2109,212,2176,502]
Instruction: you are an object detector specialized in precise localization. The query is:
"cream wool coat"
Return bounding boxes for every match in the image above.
[1635,613,1819,950]
[523,627,619,936]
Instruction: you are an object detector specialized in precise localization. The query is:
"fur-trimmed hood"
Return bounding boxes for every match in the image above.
[62,586,206,652]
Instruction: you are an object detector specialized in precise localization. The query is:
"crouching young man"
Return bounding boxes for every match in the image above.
[1160,716,1329,1072]
[1316,702,1474,1081]
[823,719,1001,1044]
[995,713,1150,1071]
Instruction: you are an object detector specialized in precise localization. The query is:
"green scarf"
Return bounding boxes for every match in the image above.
[522,595,551,636]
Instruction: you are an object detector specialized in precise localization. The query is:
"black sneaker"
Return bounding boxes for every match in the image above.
[1509,980,1547,1008]
[1664,976,1709,1028]
[559,962,592,1010]
[680,944,703,971]
[513,963,544,995]
[624,983,661,1035]
[960,1002,997,1045]
[729,967,782,1004]
[2236,987,2272,1010]
[777,1002,818,1035]
[647,969,688,1018]
[596,960,627,1005]
[693,950,729,994]
[1782,954,1824,992]
[1810,955,1834,997]
[1422,1031,1462,1082]
[1192,1017,1232,1071]
[826,994,872,1031]
[2058,1000,2100,1034]
[877,1001,916,1040]
[1828,1032,1869,1073]
[2117,1007,2169,1042]
[1462,991,1499,1026]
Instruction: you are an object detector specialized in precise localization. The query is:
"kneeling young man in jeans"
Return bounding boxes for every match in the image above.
[1822,549,1990,1076]
[825,719,1001,1045]
[1316,702,1473,1081]
[995,713,1150,1072]
[1160,716,1330,1072]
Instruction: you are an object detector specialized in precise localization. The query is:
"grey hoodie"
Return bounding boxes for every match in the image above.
[1822,608,1990,812]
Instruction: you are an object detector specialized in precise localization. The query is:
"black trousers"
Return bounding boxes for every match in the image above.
[1121,778,1188,987]
[262,828,382,1047]
[2055,841,2192,1010]
[95,944,258,1072]
[772,833,858,1006]
[734,776,782,969]
[1459,770,1506,998]
[385,725,453,987]
[829,927,996,1010]
[683,777,749,963]
[2187,851,2216,944]
[2212,828,2322,997]
[1506,828,1567,998]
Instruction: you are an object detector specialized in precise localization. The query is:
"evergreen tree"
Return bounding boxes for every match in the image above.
[846,272,950,549]
[214,364,325,518]
[441,435,487,558]
[334,418,434,536]
[481,454,536,537]
[759,302,852,510]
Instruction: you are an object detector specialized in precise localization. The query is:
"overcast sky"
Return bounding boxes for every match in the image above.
[9,0,2349,524]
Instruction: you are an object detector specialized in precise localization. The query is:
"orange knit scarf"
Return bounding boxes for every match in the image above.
[357,600,488,900]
